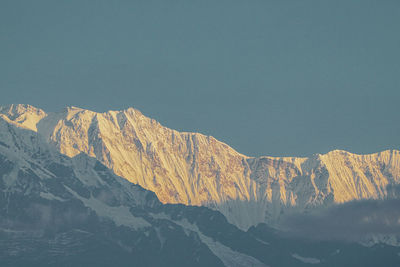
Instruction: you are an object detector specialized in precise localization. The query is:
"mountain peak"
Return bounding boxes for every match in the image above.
[66,105,85,111]
[0,104,47,132]
[0,103,45,115]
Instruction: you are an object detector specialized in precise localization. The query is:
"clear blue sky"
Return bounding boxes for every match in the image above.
[1,0,399,157]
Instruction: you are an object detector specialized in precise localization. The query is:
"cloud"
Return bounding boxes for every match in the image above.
[280,198,400,242]
[2,202,92,233]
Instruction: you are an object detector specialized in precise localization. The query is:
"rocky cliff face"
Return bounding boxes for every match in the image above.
[0,106,273,267]
[2,104,399,230]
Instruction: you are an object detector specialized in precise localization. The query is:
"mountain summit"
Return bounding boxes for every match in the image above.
[1,104,399,230]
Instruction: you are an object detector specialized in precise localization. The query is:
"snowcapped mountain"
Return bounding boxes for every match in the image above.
[2,104,398,231]
[1,104,399,266]
[0,105,270,266]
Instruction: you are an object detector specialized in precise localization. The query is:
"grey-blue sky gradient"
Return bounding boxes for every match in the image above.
[1,0,399,157]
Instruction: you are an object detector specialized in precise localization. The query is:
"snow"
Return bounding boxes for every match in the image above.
[40,192,67,202]
[0,104,47,132]
[255,238,270,245]
[1,109,273,265]
[22,104,400,231]
[2,104,400,242]
[151,213,268,267]
[66,186,150,230]
[0,115,152,231]
[291,253,321,264]
[197,231,268,267]
[360,234,400,247]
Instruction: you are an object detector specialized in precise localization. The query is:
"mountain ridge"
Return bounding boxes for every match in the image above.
[0,112,272,266]
[1,104,399,230]
[7,114,396,266]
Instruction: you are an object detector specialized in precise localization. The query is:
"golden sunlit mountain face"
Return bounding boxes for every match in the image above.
[2,104,399,231]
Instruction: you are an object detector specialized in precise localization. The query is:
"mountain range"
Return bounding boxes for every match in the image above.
[0,104,399,266]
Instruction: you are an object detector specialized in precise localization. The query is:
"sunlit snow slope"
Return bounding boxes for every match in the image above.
[2,104,399,230]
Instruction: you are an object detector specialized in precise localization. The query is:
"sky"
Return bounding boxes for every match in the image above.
[1,0,399,157]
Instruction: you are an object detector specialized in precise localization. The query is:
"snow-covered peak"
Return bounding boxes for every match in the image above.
[0,104,45,115]
[0,104,47,132]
